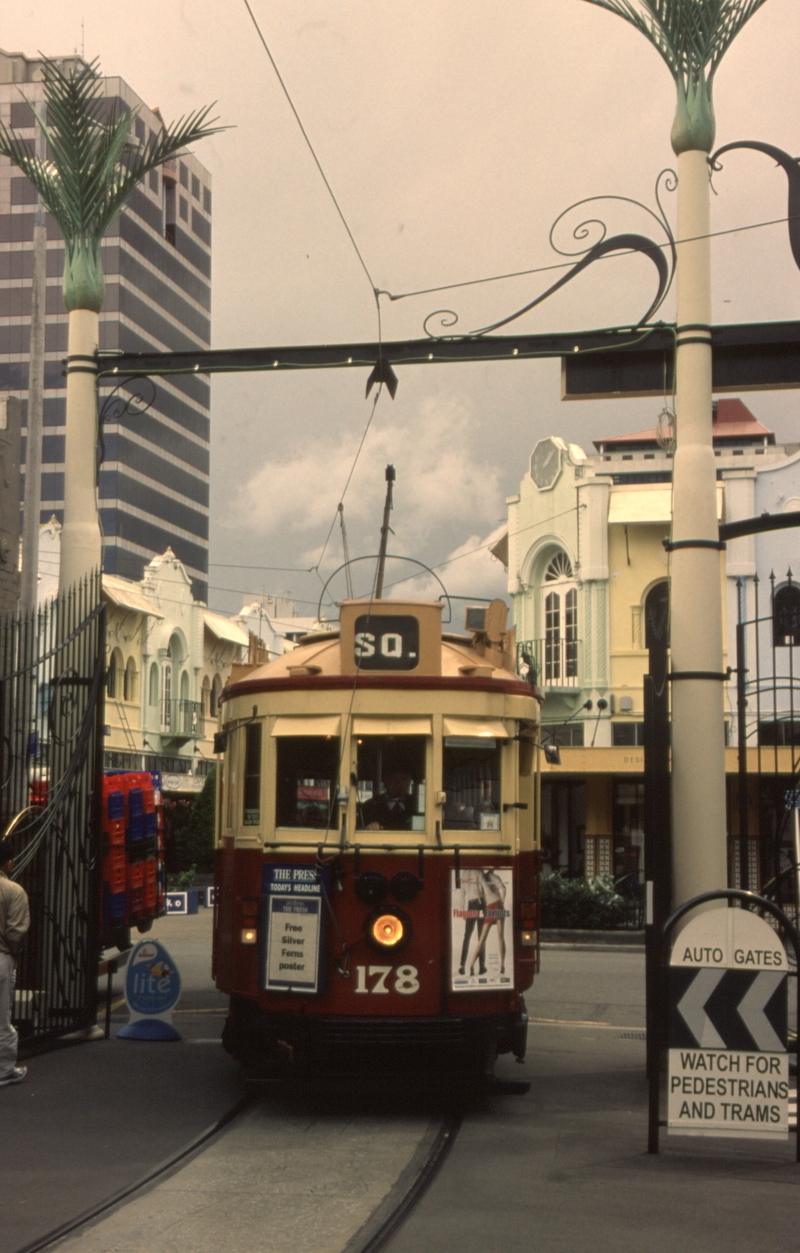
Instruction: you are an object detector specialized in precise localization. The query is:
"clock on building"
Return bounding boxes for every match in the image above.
[530,437,563,491]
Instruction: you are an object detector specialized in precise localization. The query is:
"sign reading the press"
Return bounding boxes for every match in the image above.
[668,909,789,1138]
[261,864,328,995]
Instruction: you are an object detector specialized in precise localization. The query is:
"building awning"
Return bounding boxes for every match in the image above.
[352,716,432,736]
[204,611,249,647]
[608,484,724,524]
[102,575,163,618]
[271,715,341,737]
[443,716,509,739]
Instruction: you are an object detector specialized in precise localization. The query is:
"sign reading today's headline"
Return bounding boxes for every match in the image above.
[668,908,790,1139]
[261,864,328,996]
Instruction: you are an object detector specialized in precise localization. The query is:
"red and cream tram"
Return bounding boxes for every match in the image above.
[213,597,541,1077]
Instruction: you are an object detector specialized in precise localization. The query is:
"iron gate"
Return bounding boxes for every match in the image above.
[734,571,800,924]
[1,574,105,1047]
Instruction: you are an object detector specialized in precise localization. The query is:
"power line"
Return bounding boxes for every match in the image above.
[312,385,383,574]
[381,212,800,303]
[241,0,378,297]
[208,562,314,572]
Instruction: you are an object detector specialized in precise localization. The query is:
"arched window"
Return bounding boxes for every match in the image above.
[107,648,123,699]
[542,552,578,683]
[123,657,138,702]
[160,660,172,731]
[201,675,211,715]
[149,662,159,707]
[180,670,189,701]
[774,583,800,646]
[211,674,222,718]
[645,581,670,650]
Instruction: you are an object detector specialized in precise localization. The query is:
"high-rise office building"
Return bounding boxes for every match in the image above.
[0,49,212,600]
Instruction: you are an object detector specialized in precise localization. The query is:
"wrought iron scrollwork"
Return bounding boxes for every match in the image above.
[96,374,157,477]
[423,169,677,339]
[709,141,800,273]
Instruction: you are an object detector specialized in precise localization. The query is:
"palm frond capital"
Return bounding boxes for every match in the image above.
[0,56,226,311]
[580,0,772,150]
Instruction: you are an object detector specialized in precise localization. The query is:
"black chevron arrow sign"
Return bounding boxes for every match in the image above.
[669,969,787,1052]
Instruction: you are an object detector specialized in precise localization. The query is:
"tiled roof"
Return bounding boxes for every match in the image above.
[593,399,775,450]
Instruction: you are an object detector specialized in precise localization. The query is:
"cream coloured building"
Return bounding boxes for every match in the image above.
[496,399,784,884]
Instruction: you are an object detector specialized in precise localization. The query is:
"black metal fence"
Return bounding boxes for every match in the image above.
[734,571,800,925]
[2,575,105,1047]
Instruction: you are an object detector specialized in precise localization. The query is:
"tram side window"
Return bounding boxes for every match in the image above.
[243,723,262,826]
[225,728,238,830]
[442,737,501,830]
[276,736,340,828]
[356,736,426,831]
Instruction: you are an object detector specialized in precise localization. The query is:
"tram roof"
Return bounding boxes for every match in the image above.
[221,598,529,700]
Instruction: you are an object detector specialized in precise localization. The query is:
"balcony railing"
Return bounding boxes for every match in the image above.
[160,698,203,739]
[517,638,582,689]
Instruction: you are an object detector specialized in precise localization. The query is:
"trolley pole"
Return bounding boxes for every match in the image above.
[374,464,395,600]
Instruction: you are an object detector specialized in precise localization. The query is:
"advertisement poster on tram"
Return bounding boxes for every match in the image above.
[450,868,513,991]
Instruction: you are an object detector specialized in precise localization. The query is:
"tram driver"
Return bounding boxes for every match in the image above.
[359,770,414,830]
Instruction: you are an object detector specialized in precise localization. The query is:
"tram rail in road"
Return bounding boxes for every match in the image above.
[10,1090,461,1253]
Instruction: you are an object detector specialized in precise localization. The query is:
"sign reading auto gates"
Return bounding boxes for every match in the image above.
[668,909,789,1138]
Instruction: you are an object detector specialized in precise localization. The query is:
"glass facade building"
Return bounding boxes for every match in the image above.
[0,50,211,599]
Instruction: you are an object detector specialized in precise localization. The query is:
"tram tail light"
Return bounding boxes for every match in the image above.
[240,928,257,945]
[365,907,412,952]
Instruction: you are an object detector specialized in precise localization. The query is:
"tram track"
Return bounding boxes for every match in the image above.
[10,1089,461,1253]
[11,1092,255,1253]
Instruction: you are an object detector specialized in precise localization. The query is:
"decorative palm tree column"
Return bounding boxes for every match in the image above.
[582,0,770,904]
[0,58,223,593]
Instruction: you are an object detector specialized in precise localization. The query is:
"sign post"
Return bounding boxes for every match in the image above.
[118,939,182,1041]
[650,890,800,1157]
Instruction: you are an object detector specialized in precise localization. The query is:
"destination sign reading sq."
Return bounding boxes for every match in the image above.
[354,615,419,671]
[667,908,789,1139]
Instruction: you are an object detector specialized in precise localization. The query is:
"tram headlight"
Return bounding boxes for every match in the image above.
[365,907,412,952]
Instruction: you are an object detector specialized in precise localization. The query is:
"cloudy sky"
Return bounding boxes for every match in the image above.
[5,1,800,617]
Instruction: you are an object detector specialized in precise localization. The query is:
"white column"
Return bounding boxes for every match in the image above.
[670,149,728,905]
[59,309,102,591]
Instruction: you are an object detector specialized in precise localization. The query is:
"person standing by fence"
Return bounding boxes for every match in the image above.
[0,838,30,1086]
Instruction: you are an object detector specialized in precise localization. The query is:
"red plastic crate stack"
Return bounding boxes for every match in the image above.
[101,777,127,931]
[100,770,166,935]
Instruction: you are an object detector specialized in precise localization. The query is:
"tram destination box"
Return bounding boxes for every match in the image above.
[261,864,330,995]
[339,600,442,676]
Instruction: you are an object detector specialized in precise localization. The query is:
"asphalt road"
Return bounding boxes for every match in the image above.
[5,921,799,1253]
[390,945,800,1253]
[2,910,239,1253]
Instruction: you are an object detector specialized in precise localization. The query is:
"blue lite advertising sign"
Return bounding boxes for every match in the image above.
[118,939,182,1041]
[261,864,328,995]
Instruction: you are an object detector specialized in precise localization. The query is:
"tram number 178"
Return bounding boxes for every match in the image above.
[354,965,420,995]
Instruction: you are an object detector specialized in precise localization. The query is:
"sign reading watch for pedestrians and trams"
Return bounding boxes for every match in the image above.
[668,909,789,1138]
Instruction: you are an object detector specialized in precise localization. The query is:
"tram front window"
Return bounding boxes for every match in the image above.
[356,736,426,831]
[276,736,340,828]
[442,737,501,830]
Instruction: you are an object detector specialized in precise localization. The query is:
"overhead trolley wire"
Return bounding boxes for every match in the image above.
[241,0,390,590]
[241,0,378,298]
